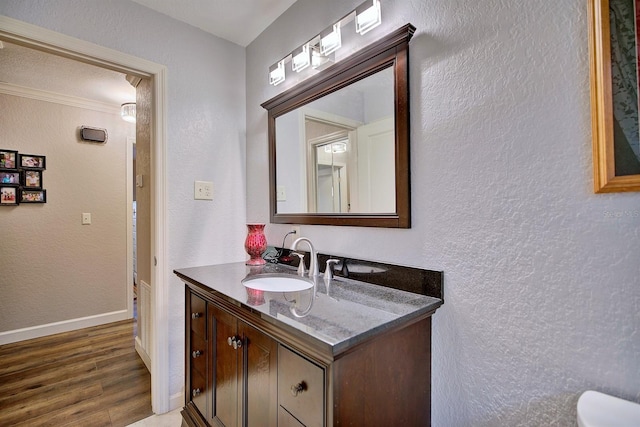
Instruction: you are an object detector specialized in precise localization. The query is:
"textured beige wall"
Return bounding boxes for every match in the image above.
[135,78,151,289]
[0,93,133,332]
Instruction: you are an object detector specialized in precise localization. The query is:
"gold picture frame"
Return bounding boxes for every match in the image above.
[589,0,640,192]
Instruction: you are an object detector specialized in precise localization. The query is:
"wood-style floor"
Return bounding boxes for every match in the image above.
[0,318,152,427]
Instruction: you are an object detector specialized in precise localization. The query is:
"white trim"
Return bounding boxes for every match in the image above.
[0,310,128,345]
[0,16,159,76]
[151,63,170,414]
[126,137,135,319]
[170,391,184,411]
[0,15,170,414]
[135,336,152,372]
[136,280,152,373]
[0,82,120,114]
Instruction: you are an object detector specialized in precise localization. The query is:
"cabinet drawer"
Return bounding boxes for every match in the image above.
[190,293,206,336]
[190,331,206,378]
[189,368,207,418]
[278,346,324,427]
[278,406,305,427]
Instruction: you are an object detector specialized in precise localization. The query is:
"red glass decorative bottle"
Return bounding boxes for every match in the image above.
[245,223,267,266]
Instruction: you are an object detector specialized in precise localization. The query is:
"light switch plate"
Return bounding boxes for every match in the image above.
[277,185,286,201]
[82,213,91,225]
[195,181,213,200]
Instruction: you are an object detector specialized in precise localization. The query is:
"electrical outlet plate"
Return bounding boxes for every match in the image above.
[194,181,213,200]
[291,226,300,236]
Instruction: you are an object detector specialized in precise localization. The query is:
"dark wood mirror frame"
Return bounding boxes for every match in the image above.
[261,24,415,228]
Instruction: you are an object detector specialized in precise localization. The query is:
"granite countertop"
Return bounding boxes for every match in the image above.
[174,262,442,357]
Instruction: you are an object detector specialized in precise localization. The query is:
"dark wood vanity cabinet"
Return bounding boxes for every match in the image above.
[180,273,437,427]
[183,288,278,427]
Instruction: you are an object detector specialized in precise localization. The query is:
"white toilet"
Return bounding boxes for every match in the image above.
[577,390,640,427]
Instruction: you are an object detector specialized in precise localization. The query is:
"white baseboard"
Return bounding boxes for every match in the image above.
[170,391,184,412]
[0,310,129,345]
[135,335,152,372]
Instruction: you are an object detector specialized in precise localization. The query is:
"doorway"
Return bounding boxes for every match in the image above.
[0,15,170,413]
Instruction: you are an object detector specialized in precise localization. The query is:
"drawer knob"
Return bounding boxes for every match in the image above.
[192,388,201,397]
[290,381,307,397]
[191,312,202,319]
[192,350,203,358]
[227,336,243,350]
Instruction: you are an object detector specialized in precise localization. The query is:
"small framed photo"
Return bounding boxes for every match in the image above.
[21,189,46,203]
[22,170,43,189]
[0,171,20,185]
[19,154,46,170]
[0,150,18,170]
[0,186,19,206]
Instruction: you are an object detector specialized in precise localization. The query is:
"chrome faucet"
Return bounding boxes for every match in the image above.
[290,237,318,278]
[324,259,340,283]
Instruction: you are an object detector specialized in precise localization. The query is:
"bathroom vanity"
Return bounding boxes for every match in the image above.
[174,261,442,427]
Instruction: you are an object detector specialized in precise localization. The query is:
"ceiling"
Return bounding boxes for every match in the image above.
[131,0,298,47]
[0,1,297,107]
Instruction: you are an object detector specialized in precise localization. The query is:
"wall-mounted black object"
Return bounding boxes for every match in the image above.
[80,126,107,143]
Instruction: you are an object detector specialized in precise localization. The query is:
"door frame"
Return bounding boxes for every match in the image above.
[0,15,171,413]
[127,137,135,319]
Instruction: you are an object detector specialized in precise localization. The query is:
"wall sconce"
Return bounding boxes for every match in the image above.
[292,44,311,72]
[120,103,136,123]
[269,60,286,86]
[355,0,382,35]
[268,0,383,86]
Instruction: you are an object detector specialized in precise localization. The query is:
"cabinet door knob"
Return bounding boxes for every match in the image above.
[191,312,202,319]
[227,336,243,350]
[290,381,306,397]
[192,350,202,358]
[192,388,201,397]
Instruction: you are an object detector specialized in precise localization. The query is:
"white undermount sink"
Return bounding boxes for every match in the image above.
[242,275,313,292]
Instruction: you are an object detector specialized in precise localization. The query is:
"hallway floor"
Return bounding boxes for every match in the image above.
[0,319,152,426]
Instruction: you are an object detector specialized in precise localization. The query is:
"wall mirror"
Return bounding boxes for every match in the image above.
[589,0,640,192]
[262,24,415,227]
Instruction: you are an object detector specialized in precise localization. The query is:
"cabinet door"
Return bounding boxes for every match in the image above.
[239,321,278,427]
[209,304,240,427]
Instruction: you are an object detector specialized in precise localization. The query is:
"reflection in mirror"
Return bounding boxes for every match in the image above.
[275,67,395,214]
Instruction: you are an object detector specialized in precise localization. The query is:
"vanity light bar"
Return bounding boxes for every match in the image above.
[268,0,383,85]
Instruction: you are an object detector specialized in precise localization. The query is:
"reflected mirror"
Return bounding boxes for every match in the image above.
[262,24,415,227]
[275,67,395,215]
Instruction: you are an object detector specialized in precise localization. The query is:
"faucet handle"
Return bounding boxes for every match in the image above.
[292,252,306,276]
[324,259,340,282]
